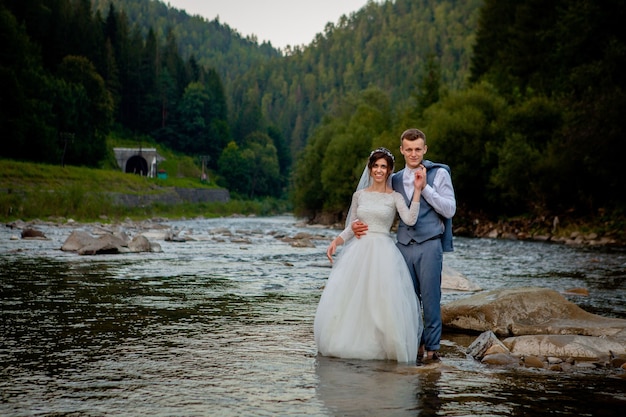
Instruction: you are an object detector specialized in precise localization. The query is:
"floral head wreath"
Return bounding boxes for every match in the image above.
[370,147,395,163]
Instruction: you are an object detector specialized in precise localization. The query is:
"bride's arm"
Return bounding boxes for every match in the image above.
[327,191,359,262]
[395,169,424,226]
[394,192,420,226]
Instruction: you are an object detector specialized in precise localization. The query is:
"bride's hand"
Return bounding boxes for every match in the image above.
[326,237,343,263]
[326,241,337,263]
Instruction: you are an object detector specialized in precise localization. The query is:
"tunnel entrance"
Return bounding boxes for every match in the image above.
[125,155,149,175]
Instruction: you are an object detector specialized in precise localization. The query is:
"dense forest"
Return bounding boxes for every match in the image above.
[292,0,626,223]
[1,0,625,224]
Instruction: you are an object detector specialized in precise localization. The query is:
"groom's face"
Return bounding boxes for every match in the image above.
[400,138,427,170]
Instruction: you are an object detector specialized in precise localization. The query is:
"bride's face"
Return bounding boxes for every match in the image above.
[370,158,390,183]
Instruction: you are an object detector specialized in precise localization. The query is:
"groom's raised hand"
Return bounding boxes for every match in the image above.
[351,220,368,239]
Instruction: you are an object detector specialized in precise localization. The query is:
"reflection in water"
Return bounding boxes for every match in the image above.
[315,356,423,416]
[1,216,625,416]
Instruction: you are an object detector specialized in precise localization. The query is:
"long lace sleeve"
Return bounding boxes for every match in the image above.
[393,192,419,226]
[337,191,360,243]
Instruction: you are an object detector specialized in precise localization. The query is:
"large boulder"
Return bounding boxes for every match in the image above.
[441,286,626,342]
[61,230,97,251]
[61,230,159,255]
[503,334,626,359]
[77,234,128,255]
[21,228,48,240]
[128,235,152,252]
[467,330,626,368]
[446,287,626,366]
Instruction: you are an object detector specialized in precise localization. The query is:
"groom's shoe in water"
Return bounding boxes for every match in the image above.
[423,351,441,364]
[416,345,425,363]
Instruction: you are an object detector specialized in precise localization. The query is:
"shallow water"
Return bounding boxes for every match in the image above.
[1,216,625,416]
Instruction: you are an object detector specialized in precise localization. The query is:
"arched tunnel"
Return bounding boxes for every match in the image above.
[125,155,149,175]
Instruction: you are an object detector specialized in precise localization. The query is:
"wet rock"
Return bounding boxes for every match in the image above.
[150,241,163,253]
[6,219,27,229]
[547,356,563,365]
[21,228,47,240]
[231,237,252,244]
[522,355,546,369]
[467,331,509,360]
[563,287,589,296]
[78,234,128,255]
[62,230,95,251]
[503,334,626,361]
[61,229,160,255]
[445,287,626,365]
[128,235,152,252]
[442,264,481,292]
[610,353,626,368]
[210,227,232,235]
[441,287,626,343]
[170,233,188,242]
[481,353,521,367]
[281,232,320,248]
[290,238,316,248]
[292,232,316,240]
[140,229,173,241]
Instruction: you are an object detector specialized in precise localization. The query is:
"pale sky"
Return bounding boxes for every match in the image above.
[163,0,373,50]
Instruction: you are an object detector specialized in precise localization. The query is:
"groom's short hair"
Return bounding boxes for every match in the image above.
[400,128,426,144]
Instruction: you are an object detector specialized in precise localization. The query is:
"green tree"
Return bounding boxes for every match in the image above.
[423,83,507,211]
[217,141,248,195]
[490,96,562,213]
[413,53,443,118]
[55,55,113,166]
[293,87,393,221]
[469,0,626,213]
[217,138,280,198]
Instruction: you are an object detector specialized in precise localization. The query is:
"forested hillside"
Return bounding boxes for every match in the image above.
[2,0,624,226]
[91,0,280,82]
[229,0,481,157]
[1,0,479,200]
[93,0,480,166]
[293,0,626,225]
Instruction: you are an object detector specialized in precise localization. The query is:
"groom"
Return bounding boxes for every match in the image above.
[352,128,456,363]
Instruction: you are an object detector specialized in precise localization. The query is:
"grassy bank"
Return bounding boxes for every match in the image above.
[2,158,623,247]
[0,159,291,222]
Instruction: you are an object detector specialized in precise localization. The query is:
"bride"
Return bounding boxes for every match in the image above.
[314,147,424,362]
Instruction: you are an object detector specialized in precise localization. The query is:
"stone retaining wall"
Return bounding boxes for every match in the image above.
[108,188,230,207]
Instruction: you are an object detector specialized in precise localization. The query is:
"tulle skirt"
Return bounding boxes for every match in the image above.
[314,232,422,362]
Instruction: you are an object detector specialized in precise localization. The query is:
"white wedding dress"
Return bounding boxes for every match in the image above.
[314,190,422,362]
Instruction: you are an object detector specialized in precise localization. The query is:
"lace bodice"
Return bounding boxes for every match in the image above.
[339,190,419,242]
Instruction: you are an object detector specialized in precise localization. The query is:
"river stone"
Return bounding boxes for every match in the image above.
[521,355,546,368]
[141,229,174,241]
[128,235,152,252]
[21,228,47,239]
[77,234,128,255]
[442,264,481,292]
[441,286,626,342]
[467,330,510,360]
[150,241,163,253]
[61,230,95,251]
[481,353,521,366]
[503,334,626,359]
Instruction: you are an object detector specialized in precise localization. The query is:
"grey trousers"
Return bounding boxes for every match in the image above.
[396,237,443,351]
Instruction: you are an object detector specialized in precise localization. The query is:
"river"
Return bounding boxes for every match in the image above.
[1,215,625,416]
